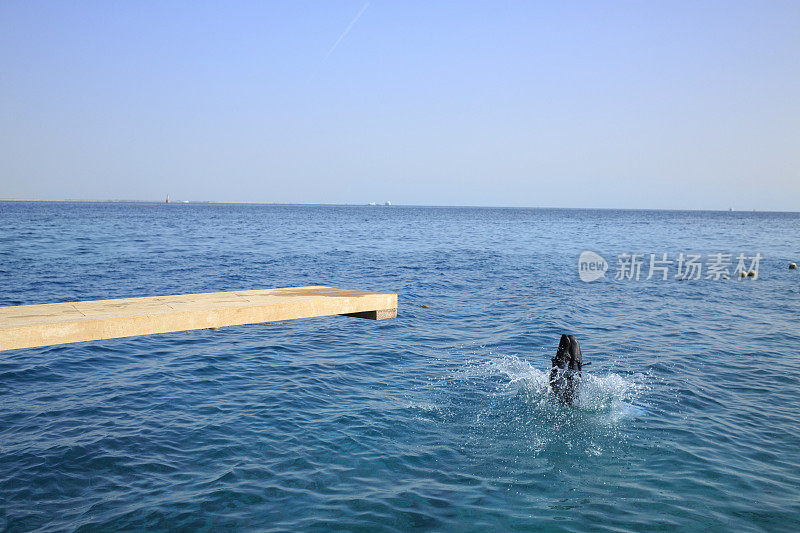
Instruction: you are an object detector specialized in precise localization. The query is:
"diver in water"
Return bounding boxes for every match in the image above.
[549,334,584,405]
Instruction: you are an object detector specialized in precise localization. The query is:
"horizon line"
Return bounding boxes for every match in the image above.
[0,198,796,214]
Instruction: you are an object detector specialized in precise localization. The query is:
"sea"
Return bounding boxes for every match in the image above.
[1,201,799,532]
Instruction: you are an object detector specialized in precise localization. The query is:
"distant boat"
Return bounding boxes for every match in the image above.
[368,202,377,206]
[166,195,170,203]
[384,200,391,206]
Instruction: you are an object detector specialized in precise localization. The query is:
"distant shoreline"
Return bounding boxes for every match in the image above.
[0,198,353,206]
[0,198,796,213]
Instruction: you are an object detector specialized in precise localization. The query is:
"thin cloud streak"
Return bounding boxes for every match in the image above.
[323,1,370,62]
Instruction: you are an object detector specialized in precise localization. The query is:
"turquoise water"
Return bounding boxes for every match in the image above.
[1,202,799,531]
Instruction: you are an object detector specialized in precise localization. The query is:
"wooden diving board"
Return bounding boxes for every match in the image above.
[0,286,397,352]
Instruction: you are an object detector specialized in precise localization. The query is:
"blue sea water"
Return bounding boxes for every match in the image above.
[1,201,799,532]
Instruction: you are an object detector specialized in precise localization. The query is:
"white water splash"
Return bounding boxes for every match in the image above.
[481,354,647,422]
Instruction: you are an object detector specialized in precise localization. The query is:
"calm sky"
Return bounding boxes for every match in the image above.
[1,1,798,210]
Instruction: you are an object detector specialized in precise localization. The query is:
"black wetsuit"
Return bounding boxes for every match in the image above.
[549,334,583,405]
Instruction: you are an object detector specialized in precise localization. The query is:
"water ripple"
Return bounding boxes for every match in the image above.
[1,203,799,530]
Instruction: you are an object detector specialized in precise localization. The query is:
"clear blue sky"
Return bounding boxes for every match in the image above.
[1,1,798,209]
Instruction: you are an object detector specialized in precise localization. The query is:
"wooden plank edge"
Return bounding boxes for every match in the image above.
[341,308,398,320]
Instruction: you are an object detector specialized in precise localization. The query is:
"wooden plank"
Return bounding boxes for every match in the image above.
[342,309,397,320]
[0,286,398,351]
